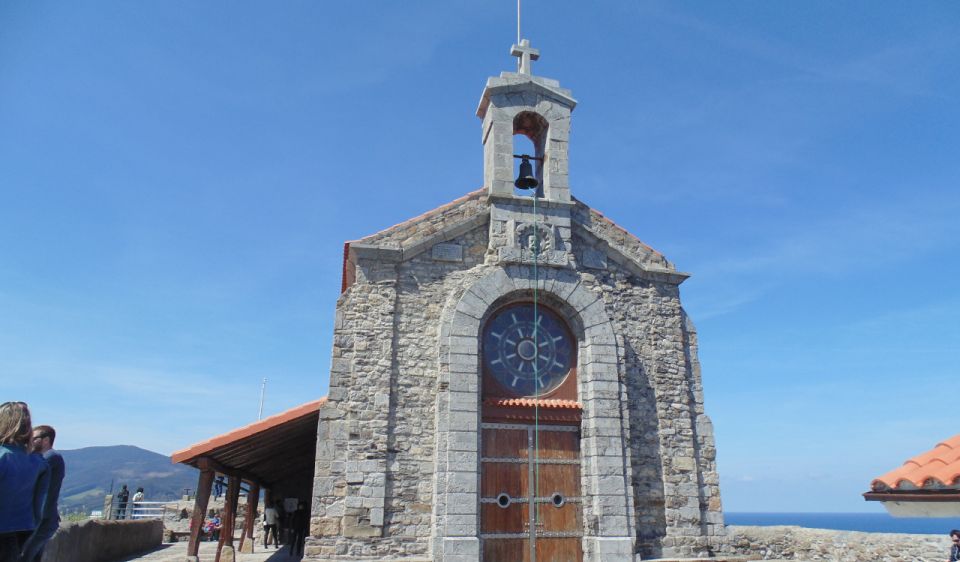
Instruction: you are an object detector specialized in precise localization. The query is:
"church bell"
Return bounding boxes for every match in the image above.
[514,155,539,190]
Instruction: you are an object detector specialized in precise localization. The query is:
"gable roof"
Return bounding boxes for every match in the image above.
[870,434,960,491]
[340,189,688,292]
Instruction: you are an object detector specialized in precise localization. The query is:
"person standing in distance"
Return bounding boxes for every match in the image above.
[115,485,130,520]
[20,425,65,562]
[262,501,279,549]
[0,402,49,562]
[289,501,309,558]
[131,487,144,518]
[949,529,960,562]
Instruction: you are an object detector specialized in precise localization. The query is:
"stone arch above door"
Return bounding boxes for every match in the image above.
[431,266,637,562]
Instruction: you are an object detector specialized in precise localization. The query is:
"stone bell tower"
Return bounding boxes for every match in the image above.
[479,39,574,203]
[478,39,576,269]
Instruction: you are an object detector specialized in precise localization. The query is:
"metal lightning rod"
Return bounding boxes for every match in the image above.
[258,377,266,420]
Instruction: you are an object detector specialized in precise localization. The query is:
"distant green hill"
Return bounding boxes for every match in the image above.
[57,445,198,514]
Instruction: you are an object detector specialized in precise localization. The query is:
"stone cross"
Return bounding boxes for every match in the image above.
[511,39,540,75]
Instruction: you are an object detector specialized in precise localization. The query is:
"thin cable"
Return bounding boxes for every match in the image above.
[532,186,540,539]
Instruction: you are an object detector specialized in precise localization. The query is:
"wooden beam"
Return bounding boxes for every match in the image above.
[239,482,260,553]
[216,474,242,562]
[187,468,215,556]
[864,491,960,502]
[196,455,262,485]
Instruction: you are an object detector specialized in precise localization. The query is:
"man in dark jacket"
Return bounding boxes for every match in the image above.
[116,485,130,520]
[290,501,309,558]
[20,425,65,562]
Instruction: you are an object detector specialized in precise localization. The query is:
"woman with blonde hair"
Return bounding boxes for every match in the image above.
[0,402,49,562]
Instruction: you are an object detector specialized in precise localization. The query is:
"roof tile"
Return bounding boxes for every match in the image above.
[871,434,960,490]
[171,398,326,464]
[483,397,582,409]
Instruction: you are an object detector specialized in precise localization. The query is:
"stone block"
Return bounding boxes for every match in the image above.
[445,493,478,514]
[313,517,341,537]
[444,513,478,530]
[673,456,695,471]
[447,471,478,494]
[447,431,478,452]
[449,411,478,431]
[566,284,598,311]
[447,390,479,412]
[580,299,609,327]
[553,278,581,301]
[315,477,337,496]
[443,536,480,556]
[447,353,479,373]
[599,514,631,536]
[447,335,478,355]
[585,343,618,364]
[588,536,635,560]
[432,243,463,262]
[447,376,478,394]
[325,501,344,517]
[444,522,479,537]
[456,291,487,319]
[584,360,619,378]
[596,475,628,494]
[584,324,617,345]
[341,516,381,538]
[448,316,478,337]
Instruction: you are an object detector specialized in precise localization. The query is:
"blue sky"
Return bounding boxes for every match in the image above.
[2,1,959,513]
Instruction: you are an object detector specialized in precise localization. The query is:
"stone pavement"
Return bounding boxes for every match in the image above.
[119,542,300,562]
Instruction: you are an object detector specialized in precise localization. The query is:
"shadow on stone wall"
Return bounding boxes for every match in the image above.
[623,339,667,559]
[40,519,162,562]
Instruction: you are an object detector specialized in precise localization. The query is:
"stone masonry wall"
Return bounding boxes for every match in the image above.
[310,227,489,560]
[312,257,398,558]
[312,195,723,560]
[572,229,725,559]
[40,519,162,562]
[728,525,950,561]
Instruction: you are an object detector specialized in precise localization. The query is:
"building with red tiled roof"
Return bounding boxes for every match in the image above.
[865,434,960,517]
[306,38,727,562]
[170,398,326,558]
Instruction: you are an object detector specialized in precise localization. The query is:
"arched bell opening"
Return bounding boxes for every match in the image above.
[512,111,548,197]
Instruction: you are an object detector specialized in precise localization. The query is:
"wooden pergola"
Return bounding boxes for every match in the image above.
[171,398,325,562]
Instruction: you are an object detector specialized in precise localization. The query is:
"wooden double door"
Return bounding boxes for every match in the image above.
[480,422,583,562]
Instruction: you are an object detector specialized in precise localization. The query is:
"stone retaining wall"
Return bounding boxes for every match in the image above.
[726,525,951,561]
[41,519,163,562]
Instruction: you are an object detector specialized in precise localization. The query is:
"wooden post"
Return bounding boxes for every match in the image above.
[239,482,260,553]
[216,474,241,562]
[187,464,215,557]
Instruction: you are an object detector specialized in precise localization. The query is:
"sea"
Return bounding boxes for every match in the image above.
[726,513,960,535]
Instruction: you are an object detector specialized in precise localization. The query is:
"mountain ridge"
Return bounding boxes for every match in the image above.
[57,445,198,514]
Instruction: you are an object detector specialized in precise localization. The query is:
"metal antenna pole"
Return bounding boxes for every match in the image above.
[517,0,521,45]
[258,377,266,420]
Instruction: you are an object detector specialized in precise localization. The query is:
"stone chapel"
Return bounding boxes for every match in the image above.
[310,40,725,562]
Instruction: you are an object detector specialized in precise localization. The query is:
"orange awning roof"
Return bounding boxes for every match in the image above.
[172,398,325,487]
[870,434,960,491]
